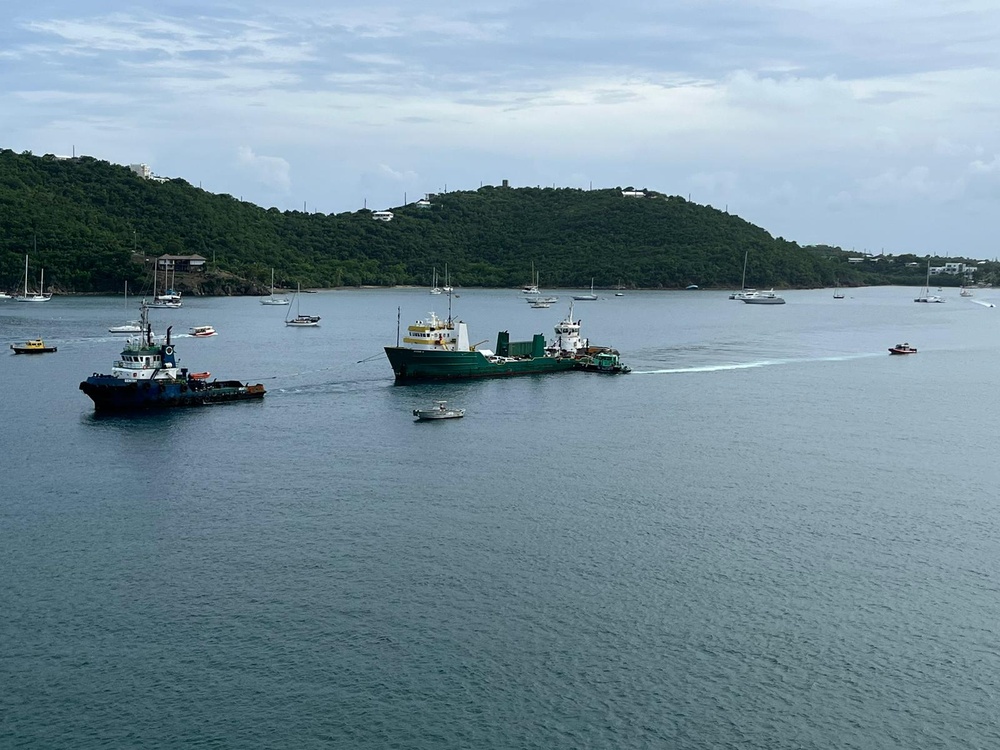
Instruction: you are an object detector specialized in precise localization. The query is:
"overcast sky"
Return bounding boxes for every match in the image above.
[4,1,1000,257]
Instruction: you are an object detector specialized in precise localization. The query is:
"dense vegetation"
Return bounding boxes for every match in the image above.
[0,148,992,294]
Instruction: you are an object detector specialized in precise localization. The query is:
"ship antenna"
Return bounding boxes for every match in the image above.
[141,301,151,345]
[447,288,453,323]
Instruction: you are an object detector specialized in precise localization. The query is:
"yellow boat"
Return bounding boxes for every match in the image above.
[11,339,57,354]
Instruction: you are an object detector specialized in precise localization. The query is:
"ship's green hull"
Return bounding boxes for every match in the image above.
[384,346,576,382]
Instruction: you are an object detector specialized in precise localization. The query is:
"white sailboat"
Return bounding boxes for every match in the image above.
[261,269,290,305]
[430,267,442,295]
[14,253,52,302]
[146,262,181,308]
[156,261,182,305]
[442,264,453,294]
[914,261,944,303]
[573,278,598,301]
[522,262,540,294]
[109,280,146,333]
[285,284,321,326]
[729,251,757,300]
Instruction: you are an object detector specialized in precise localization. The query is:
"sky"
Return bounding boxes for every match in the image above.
[3,1,1000,258]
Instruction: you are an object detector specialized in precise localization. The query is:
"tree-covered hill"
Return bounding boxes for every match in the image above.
[0,149,991,294]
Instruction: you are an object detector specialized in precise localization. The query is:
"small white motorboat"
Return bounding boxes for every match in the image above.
[190,325,217,337]
[413,401,465,421]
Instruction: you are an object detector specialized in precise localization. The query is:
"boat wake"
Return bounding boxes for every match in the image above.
[633,352,883,374]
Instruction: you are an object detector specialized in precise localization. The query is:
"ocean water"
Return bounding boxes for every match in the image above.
[3,286,1000,748]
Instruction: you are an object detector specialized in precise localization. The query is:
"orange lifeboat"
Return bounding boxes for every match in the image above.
[189,371,211,380]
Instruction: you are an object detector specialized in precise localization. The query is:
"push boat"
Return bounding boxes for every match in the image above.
[575,350,631,374]
[889,343,917,355]
[413,401,465,420]
[79,304,265,411]
[384,301,628,382]
[11,339,57,354]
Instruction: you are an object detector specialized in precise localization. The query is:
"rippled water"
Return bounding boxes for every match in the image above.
[3,287,1000,748]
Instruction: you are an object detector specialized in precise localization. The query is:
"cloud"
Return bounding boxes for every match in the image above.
[236,146,291,191]
[7,1,1000,255]
[379,164,418,182]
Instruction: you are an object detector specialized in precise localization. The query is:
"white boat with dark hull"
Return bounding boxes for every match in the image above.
[413,401,465,421]
[286,284,320,326]
[80,303,265,411]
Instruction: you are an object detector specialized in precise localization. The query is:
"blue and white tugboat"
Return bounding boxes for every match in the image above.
[79,304,265,411]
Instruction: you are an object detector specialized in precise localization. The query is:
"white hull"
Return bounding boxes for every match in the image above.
[261,268,290,304]
[413,401,465,420]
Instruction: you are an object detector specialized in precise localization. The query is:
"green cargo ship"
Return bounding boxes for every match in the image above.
[385,302,627,382]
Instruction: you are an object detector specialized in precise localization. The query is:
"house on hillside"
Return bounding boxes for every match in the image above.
[372,210,394,221]
[157,254,207,273]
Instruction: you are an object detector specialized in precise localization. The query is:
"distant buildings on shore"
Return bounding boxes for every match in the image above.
[129,163,169,183]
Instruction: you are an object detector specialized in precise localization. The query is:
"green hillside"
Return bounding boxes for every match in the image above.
[0,148,989,294]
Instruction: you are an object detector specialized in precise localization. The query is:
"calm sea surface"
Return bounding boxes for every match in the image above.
[3,286,1000,748]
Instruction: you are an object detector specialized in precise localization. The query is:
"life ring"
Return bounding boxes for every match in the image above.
[165,346,174,355]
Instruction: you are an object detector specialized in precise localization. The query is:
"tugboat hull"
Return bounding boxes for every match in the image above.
[80,376,265,411]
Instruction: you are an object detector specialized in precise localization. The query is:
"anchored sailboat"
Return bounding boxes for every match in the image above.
[261,269,290,305]
[914,261,944,303]
[285,284,321,326]
[14,252,52,302]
